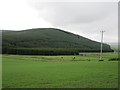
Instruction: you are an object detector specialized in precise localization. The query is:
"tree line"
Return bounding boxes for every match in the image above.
[2,47,114,55]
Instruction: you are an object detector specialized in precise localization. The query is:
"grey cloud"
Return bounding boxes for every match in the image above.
[28,2,116,26]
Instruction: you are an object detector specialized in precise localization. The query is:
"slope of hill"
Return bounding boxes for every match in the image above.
[108,42,118,52]
[2,28,113,55]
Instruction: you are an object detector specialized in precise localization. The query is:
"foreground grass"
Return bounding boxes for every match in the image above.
[2,53,118,88]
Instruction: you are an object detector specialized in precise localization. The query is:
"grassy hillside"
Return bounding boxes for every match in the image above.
[2,28,113,55]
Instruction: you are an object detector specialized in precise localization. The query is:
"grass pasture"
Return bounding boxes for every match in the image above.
[2,53,118,88]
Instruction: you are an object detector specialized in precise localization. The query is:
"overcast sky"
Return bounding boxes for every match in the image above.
[0,0,118,44]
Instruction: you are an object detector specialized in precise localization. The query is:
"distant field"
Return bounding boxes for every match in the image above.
[2,53,118,88]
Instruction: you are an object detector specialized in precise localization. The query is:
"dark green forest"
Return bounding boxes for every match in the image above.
[2,28,113,55]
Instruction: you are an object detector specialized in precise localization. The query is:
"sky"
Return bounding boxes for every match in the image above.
[0,0,118,44]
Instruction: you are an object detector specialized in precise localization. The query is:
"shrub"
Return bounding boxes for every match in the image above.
[108,58,120,61]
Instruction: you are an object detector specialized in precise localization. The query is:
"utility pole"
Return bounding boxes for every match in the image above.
[100,31,105,61]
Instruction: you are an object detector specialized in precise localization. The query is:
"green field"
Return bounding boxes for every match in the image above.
[2,53,118,88]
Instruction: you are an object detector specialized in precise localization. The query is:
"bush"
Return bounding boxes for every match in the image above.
[108,58,120,61]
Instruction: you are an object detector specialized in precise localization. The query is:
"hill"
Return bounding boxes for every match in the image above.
[2,28,113,55]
